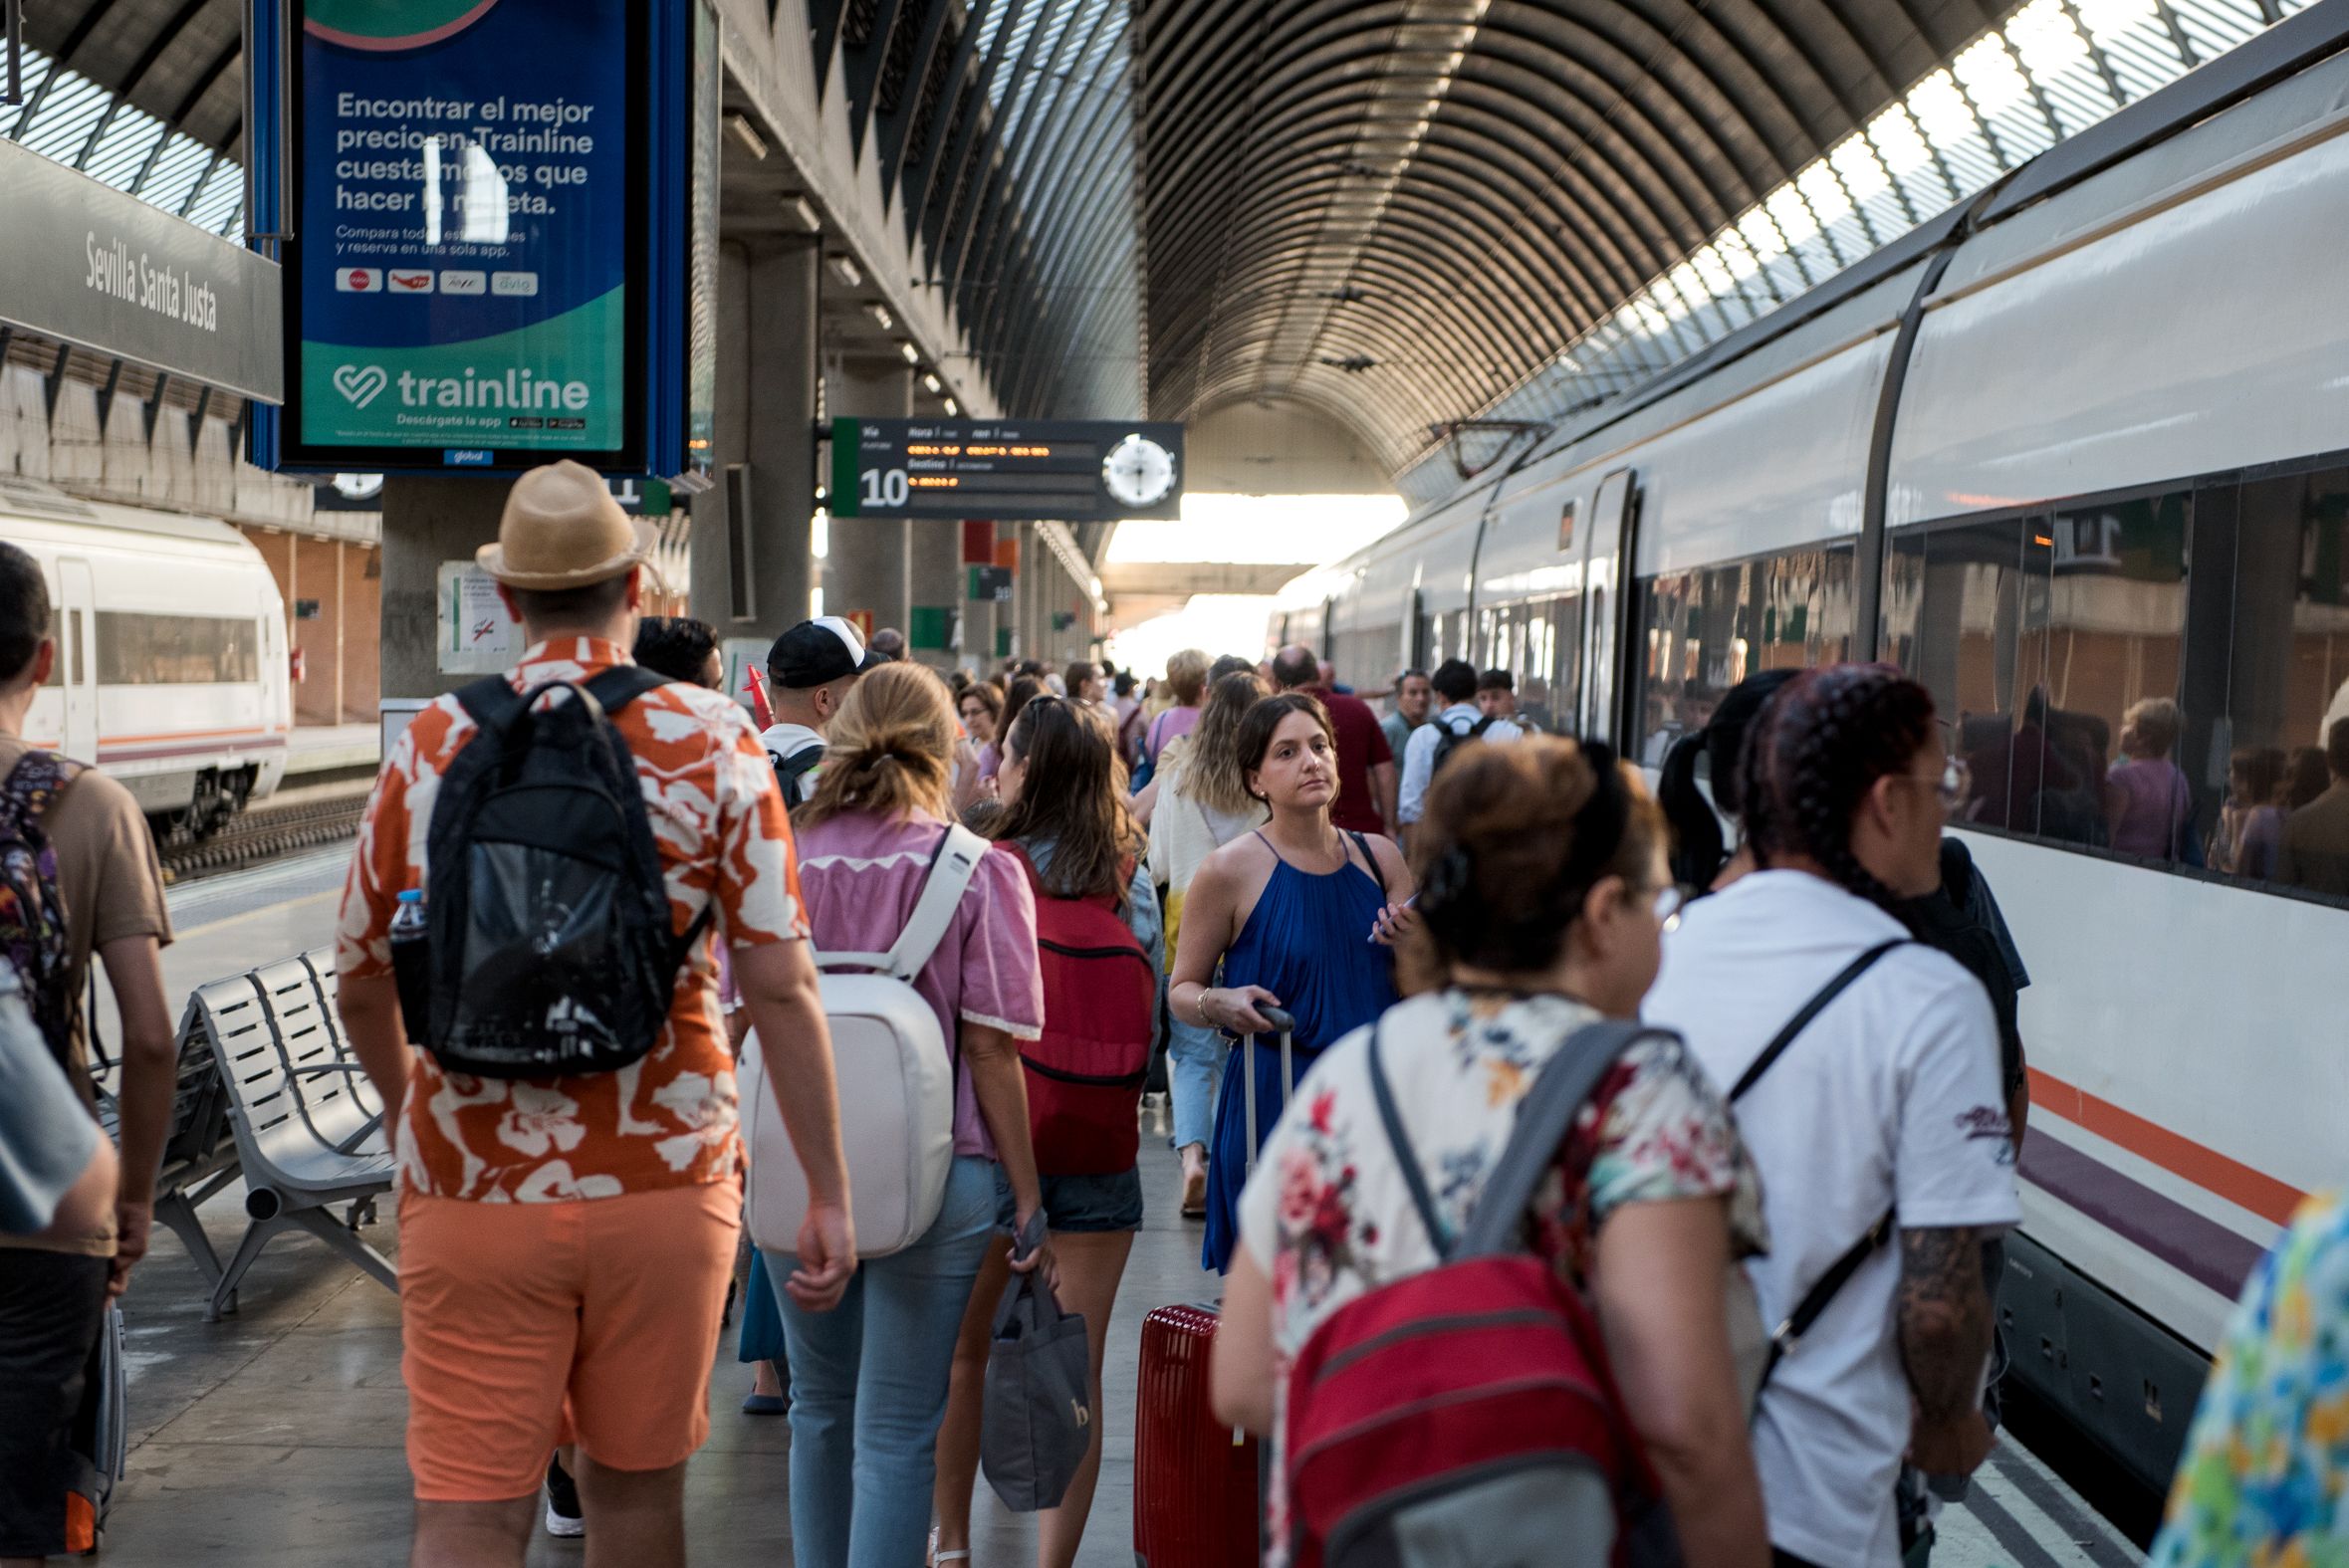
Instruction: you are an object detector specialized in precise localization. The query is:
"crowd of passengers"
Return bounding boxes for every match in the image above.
[0,464,2340,1568]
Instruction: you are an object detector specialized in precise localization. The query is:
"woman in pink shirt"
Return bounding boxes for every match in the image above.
[2105,697,2195,860]
[764,662,1053,1568]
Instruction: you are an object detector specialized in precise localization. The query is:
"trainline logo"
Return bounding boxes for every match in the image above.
[334,363,388,408]
[333,362,594,414]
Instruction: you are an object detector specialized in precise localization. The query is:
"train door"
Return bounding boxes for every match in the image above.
[56,558,97,763]
[1576,470,1640,743]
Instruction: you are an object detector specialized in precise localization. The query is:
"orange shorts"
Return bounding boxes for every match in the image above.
[398,1180,739,1501]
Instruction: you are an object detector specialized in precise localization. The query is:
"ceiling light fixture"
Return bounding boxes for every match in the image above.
[724,113,769,160]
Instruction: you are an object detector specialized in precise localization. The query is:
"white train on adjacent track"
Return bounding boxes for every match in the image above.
[5,476,291,833]
[1278,5,2349,1493]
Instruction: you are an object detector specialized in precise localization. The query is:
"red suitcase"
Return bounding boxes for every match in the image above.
[1133,1302,1258,1566]
[1133,1017,1292,1567]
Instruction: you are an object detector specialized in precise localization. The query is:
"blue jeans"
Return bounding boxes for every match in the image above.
[1168,1015,1225,1152]
[766,1155,997,1568]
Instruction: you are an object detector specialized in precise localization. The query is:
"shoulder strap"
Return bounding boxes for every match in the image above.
[453,675,528,735]
[812,824,989,977]
[1367,1019,1453,1256]
[1733,937,1912,1401]
[1458,1019,1670,1258]
[1471,715,1500,739]
[1347,830,1387,897]
[1760,1209,1896,1398]
[1729,939,1911,1102]
[772,742,823,804]
[585,664,669,714]
[882,824,990,981]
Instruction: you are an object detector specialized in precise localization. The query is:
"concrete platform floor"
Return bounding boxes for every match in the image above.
[85,844,2144,1568]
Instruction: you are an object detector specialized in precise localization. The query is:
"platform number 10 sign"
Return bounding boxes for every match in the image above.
[859,466,910,509]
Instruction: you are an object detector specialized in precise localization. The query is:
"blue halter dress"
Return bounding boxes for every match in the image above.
[1201,832,1397,1273]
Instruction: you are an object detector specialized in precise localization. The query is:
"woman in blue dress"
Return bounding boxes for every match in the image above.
[1169,692,1414,1272]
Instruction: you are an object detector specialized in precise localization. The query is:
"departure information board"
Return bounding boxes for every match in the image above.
[829,418,1184,522]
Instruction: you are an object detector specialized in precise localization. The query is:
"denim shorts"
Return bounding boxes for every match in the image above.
[992,1163,1144,1234]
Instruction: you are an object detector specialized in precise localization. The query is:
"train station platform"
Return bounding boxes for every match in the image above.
[285,723,380,779]
[86,850,2153,1568]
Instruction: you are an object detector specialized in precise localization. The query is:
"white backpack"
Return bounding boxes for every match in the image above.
[739,824,987,1259]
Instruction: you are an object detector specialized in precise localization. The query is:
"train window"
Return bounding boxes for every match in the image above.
[1889,493,2195,863]
[67,610,84,685]
[2208,465,2349,895]
[1472,596,1578,734]
[97,612,262,686]
[1633,547,1854,767]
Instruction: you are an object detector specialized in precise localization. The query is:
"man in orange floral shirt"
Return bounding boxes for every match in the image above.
[336,462,853,1567]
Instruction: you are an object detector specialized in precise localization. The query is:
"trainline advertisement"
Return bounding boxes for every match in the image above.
[255,0,693,473]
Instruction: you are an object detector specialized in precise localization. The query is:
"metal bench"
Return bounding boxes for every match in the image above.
[191,947,395,1321]
[90,990,243,1303]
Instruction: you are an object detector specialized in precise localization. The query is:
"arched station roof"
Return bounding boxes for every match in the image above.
[11,0,2310,486]
[1135,0,2305,476]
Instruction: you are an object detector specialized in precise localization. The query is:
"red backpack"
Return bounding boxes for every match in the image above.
[1282,1018,1680,1568]
[1007,844,1156,1175]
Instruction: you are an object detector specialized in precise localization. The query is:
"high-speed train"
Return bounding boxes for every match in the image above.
[1275,5,2349,1493]
[7,475,292,834]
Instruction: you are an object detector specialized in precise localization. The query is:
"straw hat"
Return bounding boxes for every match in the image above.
[476,461,660,589]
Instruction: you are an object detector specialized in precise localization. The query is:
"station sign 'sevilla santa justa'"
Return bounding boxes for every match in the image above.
[247,0,711,478]
[828,418,1186,524]
[0,137,281,401]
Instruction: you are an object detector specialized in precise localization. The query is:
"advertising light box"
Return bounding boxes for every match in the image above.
[252,0,693,473]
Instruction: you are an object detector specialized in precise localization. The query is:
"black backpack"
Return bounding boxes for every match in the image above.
[770,741,823,807]
[414,668,708,1078]
[1428,712,1499,780]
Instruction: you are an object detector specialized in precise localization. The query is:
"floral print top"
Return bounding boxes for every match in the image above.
[2151,1193,2349,1568]
[337,638,807,1203]
[1237,989,1766,1565]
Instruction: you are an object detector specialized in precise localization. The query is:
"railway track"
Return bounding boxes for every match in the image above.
[158,791,365,883]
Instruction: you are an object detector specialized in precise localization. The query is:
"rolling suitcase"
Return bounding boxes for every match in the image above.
[1134,1008,1292,1567]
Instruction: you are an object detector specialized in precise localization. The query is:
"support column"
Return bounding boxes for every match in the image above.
[960,521,994,676]
[380,476,510,703]
[691,241,819,650]
[909,516,961,674]
[1016,522,1040,665]
[822,360,913,639]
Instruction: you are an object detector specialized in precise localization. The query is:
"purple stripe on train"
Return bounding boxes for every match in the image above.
[2018,1129,2266,1300]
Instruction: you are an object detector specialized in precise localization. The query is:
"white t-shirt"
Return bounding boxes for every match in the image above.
[758,721,825,805]
[1396,702,1524,823]
[1643,871,2019,1568]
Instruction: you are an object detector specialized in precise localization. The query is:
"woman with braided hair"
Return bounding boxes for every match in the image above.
[1646,665,2020,1568]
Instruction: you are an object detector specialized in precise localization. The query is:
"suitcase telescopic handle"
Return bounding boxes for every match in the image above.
[1257,1006,1295,1034]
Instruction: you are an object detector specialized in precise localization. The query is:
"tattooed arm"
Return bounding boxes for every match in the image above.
[1898,1225,1997,1474]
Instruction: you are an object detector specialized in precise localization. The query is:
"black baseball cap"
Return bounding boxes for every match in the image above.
[768,615,884,689]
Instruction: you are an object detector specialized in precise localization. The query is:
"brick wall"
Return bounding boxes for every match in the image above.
[238,526,382,726]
